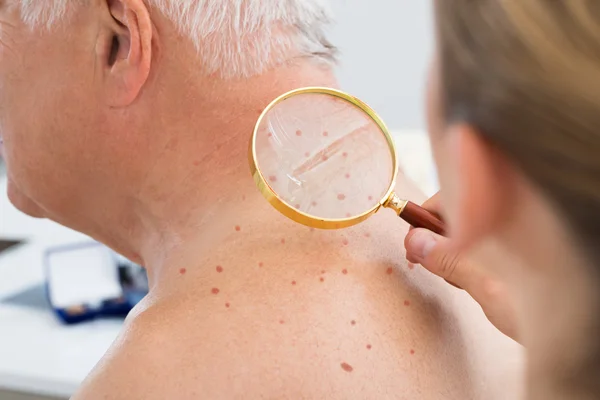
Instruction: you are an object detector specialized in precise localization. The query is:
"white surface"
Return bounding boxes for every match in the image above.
[0,130,436,398]
[47,245,122,309]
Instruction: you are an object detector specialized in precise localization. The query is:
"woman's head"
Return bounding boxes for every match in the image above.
[428,0,600,395]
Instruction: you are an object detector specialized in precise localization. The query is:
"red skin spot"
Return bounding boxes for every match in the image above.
[296,130,303,136]
[345,173,351,179]
[368,196,373,201]
[322,155,329,161]
[410,349,415,355]
[292,281,297,285]
[342,152,348,157]
[235,225,241,232]
[408,263,415,270]
[225,303,230,308]
[386,267,393,275]
[268,132,273,138]
[320,277,325,282]
[242,195,246,201]
[269,175,277,182]
[279,320,285,324]
[340,362,353,372]
[193,160,201,166]
[351,320,356,325]
[366,344,372,350]
[211,288,220,295]
[321,270,325,274]
[404,300,411,307]
[309,227,315,232]
[337,194,346,201]
[258,262,264,267]
[311,201,317,207]
[295,204,301,209]
[216,265,223,273]
[342,239,349,246]
[323,131,329,137]
[305,152,310,157]
[364,232,371,238]
[342,269,348,275]
[281,238,286,244]
[345,213,352,218]
[179,268,187,275]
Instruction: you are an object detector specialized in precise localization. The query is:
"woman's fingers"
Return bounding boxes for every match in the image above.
[404,228,519,341]
[405,228,477,290]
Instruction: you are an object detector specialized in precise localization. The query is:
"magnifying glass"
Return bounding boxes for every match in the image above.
[249,87,446,235]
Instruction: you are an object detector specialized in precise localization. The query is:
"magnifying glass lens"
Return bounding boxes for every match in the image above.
[254,92,394,220]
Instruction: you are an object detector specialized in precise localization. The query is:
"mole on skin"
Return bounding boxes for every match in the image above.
[235,225,241,232]
[351,320,356,325]
[211,288,220,295]
[179,268,187,275]
[340,362,353,372]
[366,344,372,350]
[342,269,348,275]
[225,303,230,308]
[404,300,411,307]
[386,267,393,275]
[320,277,325,282]
[216,265,223,273]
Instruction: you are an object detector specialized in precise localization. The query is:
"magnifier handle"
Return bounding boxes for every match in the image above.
[400,201,447,236]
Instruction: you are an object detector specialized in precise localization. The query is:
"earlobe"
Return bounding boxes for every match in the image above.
[100,0,153,107]
[448,124,515,248]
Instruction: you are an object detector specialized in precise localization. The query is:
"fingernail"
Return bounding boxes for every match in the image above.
[408,230,437,260]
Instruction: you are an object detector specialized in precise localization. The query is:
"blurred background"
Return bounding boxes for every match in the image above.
[0,2,436,399]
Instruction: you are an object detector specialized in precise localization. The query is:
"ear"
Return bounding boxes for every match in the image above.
[98,0,152,107]
[442,124,516,249]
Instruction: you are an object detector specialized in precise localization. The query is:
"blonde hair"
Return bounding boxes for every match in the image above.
[434,0,600,393]
[19,0,336,78]
[435,0,600,258]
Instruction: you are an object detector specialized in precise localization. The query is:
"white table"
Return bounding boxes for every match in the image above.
[0,131,436,399]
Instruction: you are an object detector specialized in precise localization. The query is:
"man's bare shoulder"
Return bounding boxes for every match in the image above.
[72,253,520,399]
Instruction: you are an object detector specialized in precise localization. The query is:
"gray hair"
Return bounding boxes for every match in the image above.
[20,0,337,78]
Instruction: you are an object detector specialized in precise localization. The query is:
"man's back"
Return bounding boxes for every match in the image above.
[74,180,523,399]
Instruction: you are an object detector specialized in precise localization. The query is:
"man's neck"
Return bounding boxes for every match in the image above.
[129,62,339,276]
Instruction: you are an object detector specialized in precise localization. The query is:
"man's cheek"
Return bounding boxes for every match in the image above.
[6,178,46,218]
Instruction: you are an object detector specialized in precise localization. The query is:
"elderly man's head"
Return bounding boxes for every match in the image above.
[1,1,335,251]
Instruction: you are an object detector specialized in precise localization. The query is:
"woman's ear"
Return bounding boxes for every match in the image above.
[442,124,517,249]
[97,0,153,107]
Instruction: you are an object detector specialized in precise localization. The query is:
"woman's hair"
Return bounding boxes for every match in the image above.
[435,0,600,262]
[434,0,600,392]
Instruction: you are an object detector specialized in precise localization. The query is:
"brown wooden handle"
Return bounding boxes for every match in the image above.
[400,201,447,236]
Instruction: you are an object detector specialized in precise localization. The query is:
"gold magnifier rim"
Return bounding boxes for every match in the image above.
[249,86,399,230]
